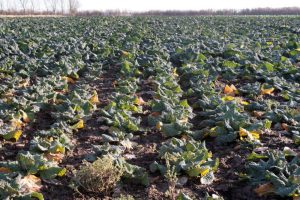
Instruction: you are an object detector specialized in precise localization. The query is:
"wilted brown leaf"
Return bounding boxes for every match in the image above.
[254,183,274,197]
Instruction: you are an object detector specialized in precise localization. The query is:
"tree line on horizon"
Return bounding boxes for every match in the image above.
[80,7,300,16]
[133,7,300,16]
[0,0,79,15]
[0,0,299,16]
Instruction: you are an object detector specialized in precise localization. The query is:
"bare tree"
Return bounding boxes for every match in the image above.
[43,0,50,12]
[60,0,65,14]
[30,0,35,13]
[68,0,79,15]
[19,0,29,13]
[6,0,13,12]
[0,0,3,11]
[49,0,58,13]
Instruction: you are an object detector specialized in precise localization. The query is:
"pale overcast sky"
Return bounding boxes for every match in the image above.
[79,0,300,11]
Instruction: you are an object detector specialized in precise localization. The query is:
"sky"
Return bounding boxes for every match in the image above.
[79,0,300,11]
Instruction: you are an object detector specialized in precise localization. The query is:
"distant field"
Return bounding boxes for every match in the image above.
[0,16,299,200]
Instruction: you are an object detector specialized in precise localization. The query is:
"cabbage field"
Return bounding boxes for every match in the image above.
[0,16,300,200]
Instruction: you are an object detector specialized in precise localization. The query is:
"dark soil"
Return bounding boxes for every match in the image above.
[42,66,118,200]
[41,66,298,200]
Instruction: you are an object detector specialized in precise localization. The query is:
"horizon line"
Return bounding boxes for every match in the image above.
[78,6,300,12]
